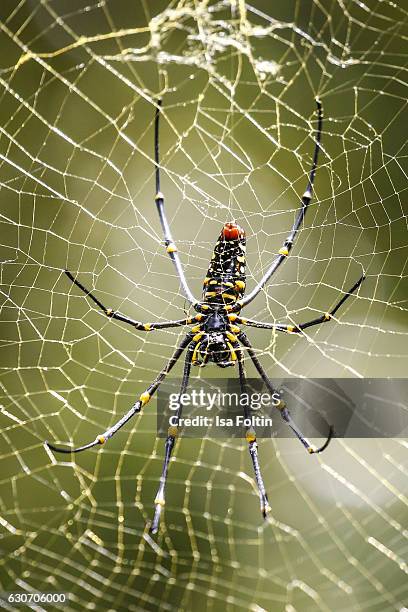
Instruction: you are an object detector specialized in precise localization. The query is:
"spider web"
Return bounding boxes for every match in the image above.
[0,1,407,610]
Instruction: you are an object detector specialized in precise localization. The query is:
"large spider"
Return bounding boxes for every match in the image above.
[46,100,365,533]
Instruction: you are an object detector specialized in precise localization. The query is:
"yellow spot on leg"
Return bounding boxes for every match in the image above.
[166,243,177,253]
[227,342,237,361]
[155,494,165,506]
[97,435,106,444]
[235,280,245,290]
[324,313,332,321]
[140,392,151,406]
[246,428,256,443]
[279,247,289,256]
[228,314,238,322]
[168,426,178,437]
[192,342,202,364]
[226,332,238,342]
[144,324,152,331]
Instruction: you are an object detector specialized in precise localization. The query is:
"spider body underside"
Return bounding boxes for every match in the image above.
[46,100,365,534]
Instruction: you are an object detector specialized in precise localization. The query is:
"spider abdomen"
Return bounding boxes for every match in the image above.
[202,223,246,305]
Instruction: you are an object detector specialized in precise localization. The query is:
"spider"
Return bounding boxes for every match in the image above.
[46,99,365,534]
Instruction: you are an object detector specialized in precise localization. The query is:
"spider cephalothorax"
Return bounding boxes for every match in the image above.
[46,99,365,534]
[191,306,237,368]
[191,329,236,367]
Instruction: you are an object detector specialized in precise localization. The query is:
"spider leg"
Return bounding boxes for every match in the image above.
[45,333,194,454]
[238,100,323,310]
[238,331,333,454]
[64,270,201,330]
[237,347,271,518]
[295,274,365,332]
[154,100,198,307]
[150,343,194,534]
[232,274,365,333]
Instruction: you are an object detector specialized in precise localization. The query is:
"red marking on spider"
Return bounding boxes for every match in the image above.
[222,222,245,240]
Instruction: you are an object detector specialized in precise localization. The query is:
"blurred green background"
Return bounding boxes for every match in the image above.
[0,1,407,610]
